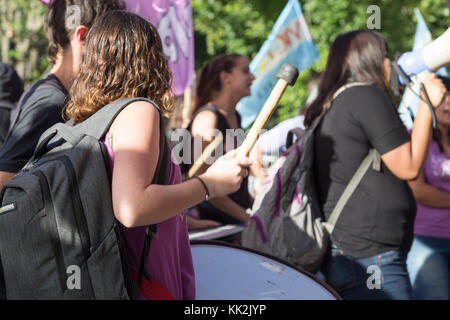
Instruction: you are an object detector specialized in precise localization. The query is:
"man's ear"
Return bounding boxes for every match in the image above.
[74,26,89,43]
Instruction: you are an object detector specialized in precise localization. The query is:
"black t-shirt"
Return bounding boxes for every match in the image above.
[0,74,68,172]
[314,85,416,259]
[0,62,24,149]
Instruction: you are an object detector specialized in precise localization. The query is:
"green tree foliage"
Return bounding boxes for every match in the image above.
[1,0,448,122]
[192,0,271,68]
[0,0,49,86]
[193,0,449,127]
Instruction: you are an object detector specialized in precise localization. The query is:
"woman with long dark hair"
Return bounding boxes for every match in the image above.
[65,10,250,300]
[304,30,446,300]
[187,53,255,225]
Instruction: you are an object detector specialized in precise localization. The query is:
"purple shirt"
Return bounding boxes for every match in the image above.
[414,140,450,239]
[103,131,195,300]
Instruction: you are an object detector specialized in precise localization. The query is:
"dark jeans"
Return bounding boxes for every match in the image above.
[322,244,413,300]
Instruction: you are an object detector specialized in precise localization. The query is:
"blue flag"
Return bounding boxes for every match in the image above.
[236,0,318,128]
[398,8,448,129]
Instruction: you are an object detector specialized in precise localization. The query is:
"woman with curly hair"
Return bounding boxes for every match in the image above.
[65,10,250,300]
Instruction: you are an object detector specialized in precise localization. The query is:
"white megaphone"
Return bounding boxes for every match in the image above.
[393,26,450,129]
[397,26,450,82]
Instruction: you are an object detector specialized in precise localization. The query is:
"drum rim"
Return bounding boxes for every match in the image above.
[190,239,342,300]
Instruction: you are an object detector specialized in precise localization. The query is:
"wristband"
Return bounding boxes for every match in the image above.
[192,176,210,201]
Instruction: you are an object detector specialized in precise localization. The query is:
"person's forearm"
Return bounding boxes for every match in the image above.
[209,196,250,223]
[409,100,434,175]
[409,181,450,208]
[382,101,438,180]
[114,177,209,228]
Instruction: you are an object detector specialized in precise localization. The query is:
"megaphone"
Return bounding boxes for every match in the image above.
[392,27,450,128]
[395,27,450,84]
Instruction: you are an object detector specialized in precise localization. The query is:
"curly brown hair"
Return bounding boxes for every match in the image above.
[65,10,175,123]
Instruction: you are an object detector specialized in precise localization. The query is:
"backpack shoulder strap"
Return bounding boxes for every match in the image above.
[308,82,369,134]
[332,82,367,100]
[286,127,305,149]
[317,82,379,234]
[35,98,171,185]
[76,98,160,140]
[324,148,381,234]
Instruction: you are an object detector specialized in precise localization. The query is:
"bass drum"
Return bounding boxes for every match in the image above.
[191,240,341,300]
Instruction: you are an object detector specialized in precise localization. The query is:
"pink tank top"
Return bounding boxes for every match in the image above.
[103,131,195,300]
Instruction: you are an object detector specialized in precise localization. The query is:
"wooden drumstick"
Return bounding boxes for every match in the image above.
[182,86,194,129]
[236,63,299,160]
[188,133,224,178]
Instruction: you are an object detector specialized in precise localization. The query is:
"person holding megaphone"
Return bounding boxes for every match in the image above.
[395,27,450,129]
[304,30,446,300]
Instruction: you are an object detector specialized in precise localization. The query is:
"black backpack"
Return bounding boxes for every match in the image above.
[0,98,170,299]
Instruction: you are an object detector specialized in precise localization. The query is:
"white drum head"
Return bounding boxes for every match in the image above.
[191,240,340,300]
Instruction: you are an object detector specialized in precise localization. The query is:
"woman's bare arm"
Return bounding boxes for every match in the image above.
[408,171,450,208]
[111,101,249,228]
[381,74,446,180]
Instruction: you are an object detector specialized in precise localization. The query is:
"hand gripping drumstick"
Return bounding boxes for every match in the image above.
[236,63,299,160]
[188,133,223,178]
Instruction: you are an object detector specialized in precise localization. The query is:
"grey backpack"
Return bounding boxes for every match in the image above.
[241,83,381,273]
[0,97,170,300]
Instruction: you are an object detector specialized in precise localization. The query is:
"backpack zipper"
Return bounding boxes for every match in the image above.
[33,170,67,294]
[59,156,91,259]
[33,158,95,298]
[28,156,92,259]
[59,156,96,299]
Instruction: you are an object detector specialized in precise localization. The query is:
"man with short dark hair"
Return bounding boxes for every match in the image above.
[0,0,125,189]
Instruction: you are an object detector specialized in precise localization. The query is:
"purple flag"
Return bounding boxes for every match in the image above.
[126,0,194,95]
[39,0,194,96]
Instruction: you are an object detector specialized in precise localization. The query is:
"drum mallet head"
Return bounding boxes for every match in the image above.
[236,63,299,160]
[276,63,299,86]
